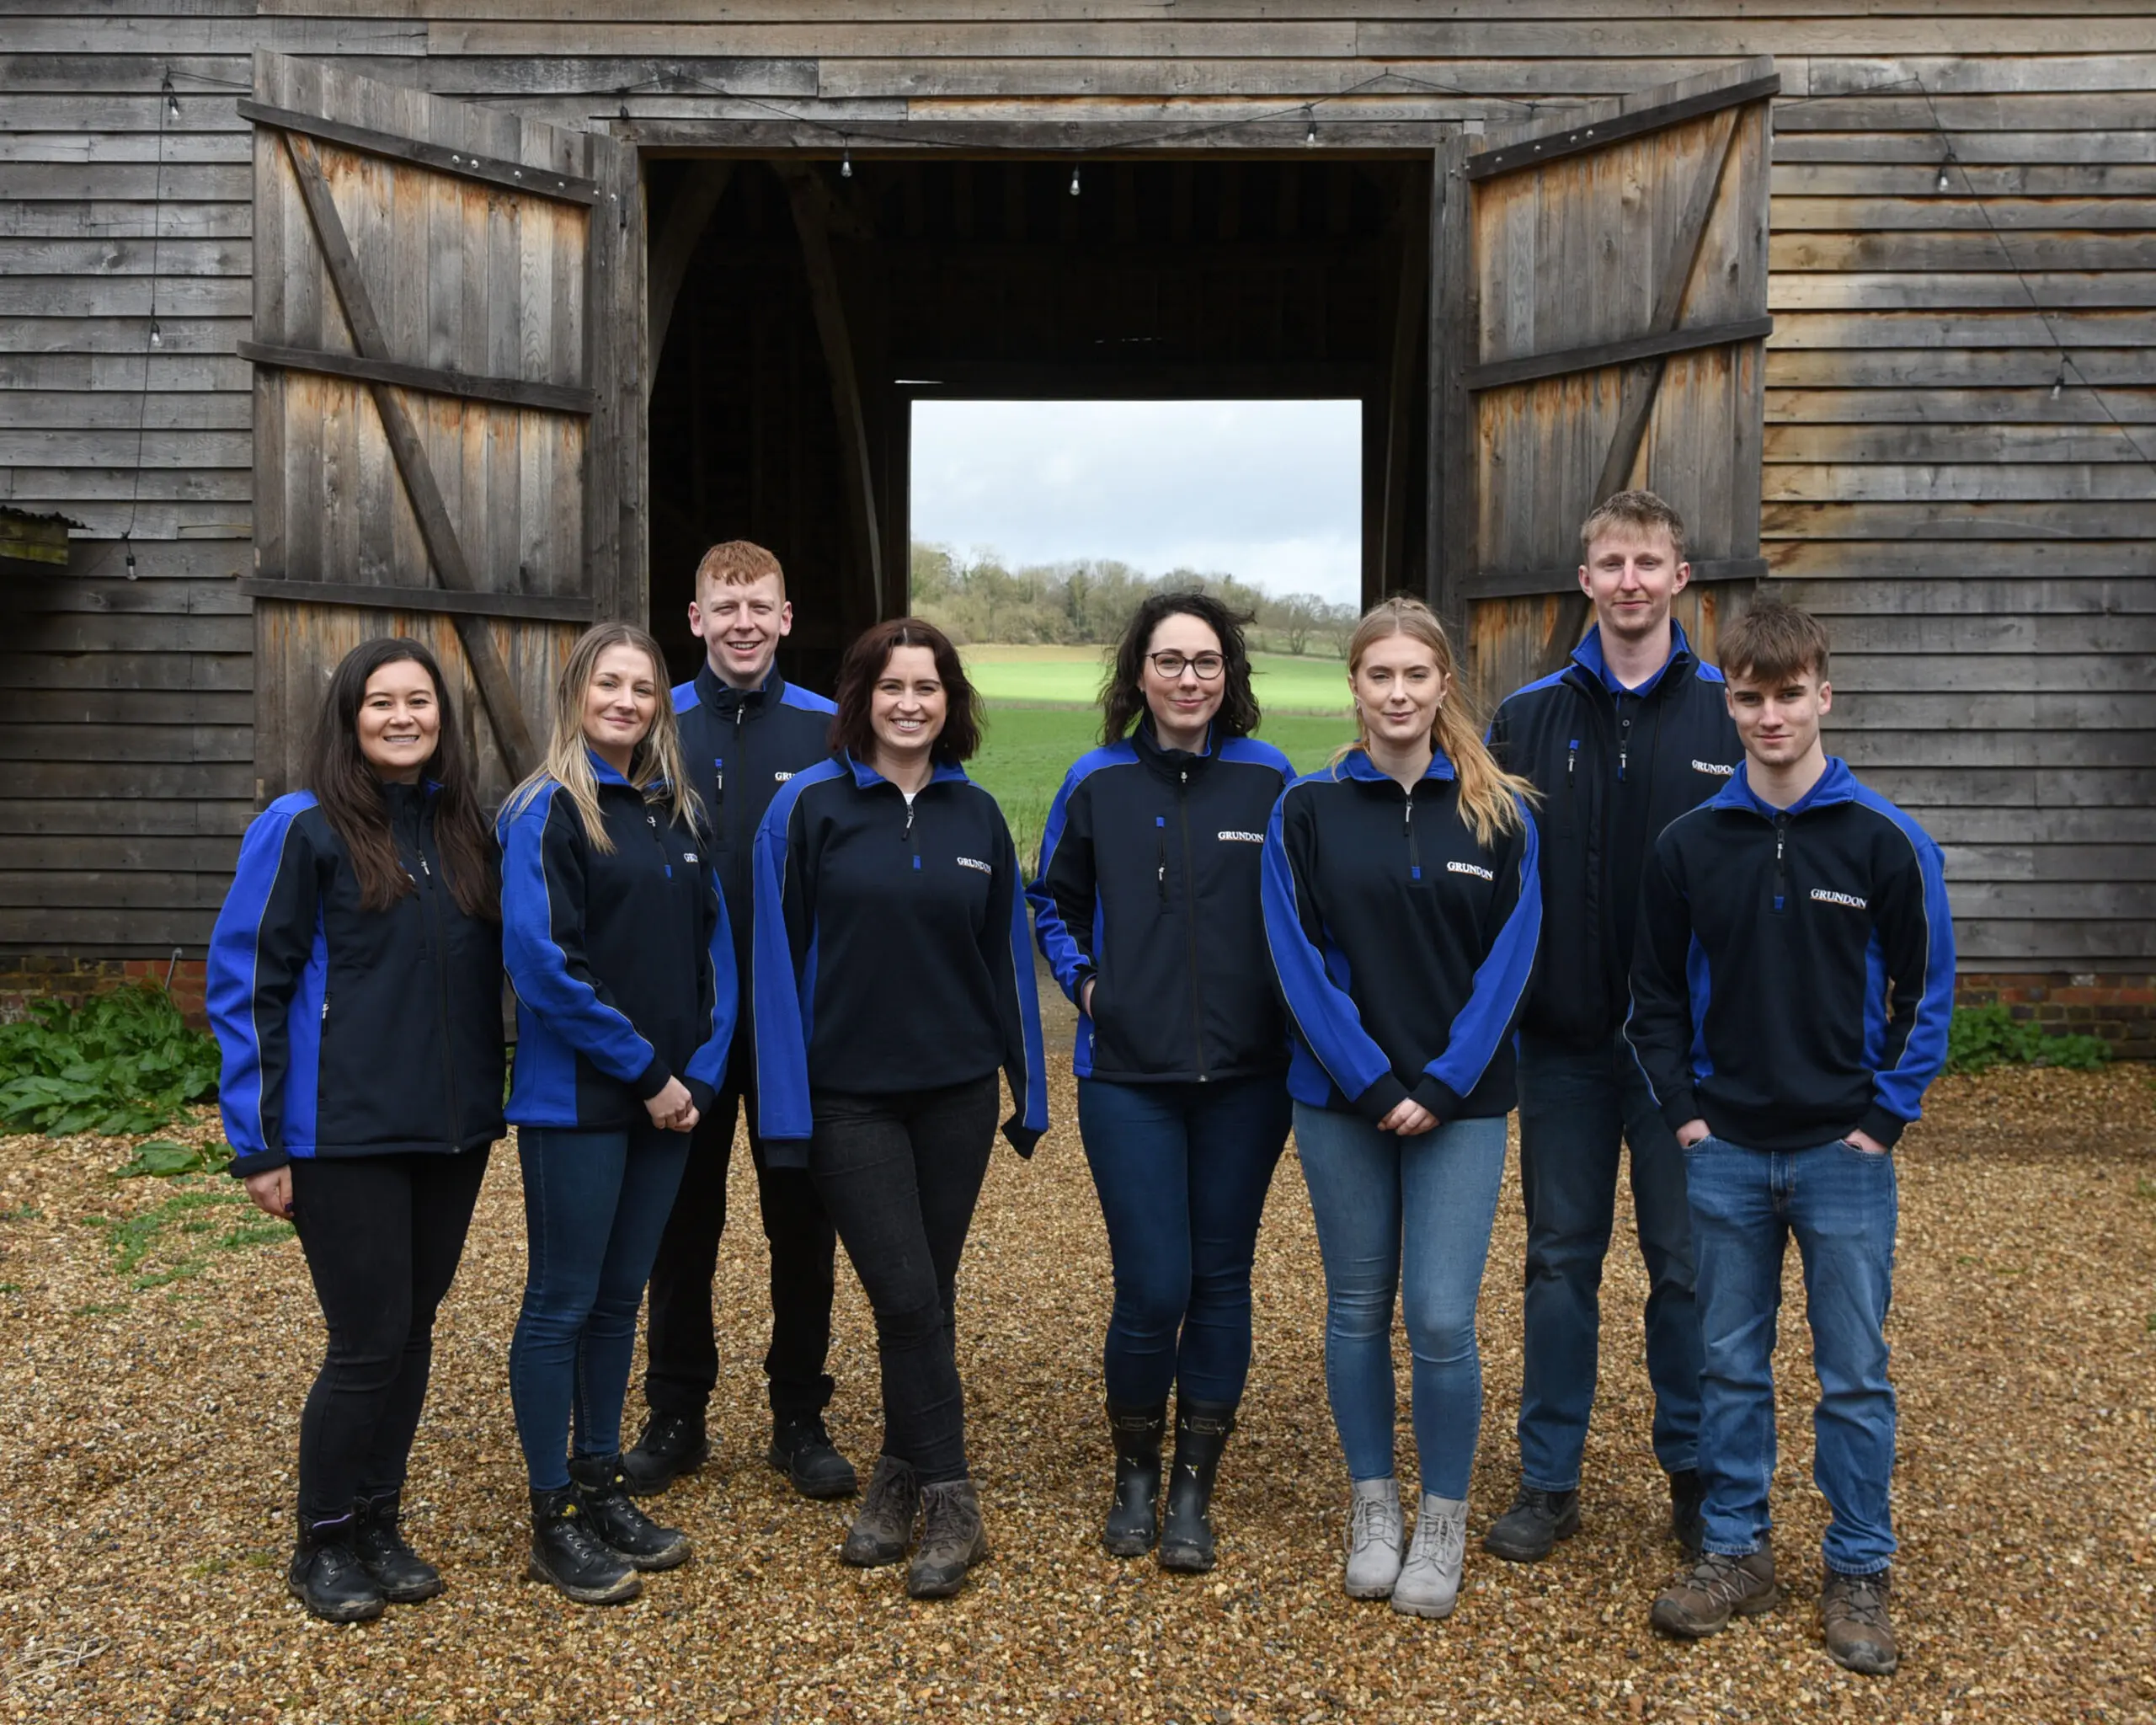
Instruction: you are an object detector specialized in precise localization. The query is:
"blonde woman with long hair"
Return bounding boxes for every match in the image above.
[498,623,735,1606]
[1260,597,1542,1619]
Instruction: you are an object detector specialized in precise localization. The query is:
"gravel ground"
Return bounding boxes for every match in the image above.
[0,1044,2150,1724]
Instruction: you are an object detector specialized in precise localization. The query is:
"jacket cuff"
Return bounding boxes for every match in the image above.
[684,1077,716,1119]
[1857,1103,1908,1149]
[633,1053,675,1101]
[1070,964,1097,1010]
[1352,1072,1412,1123]
[1410,1076,1464,1124]
[1659,1088,1700,1135]
[1001,1113,1043,1159]
[228,1147,289,1179]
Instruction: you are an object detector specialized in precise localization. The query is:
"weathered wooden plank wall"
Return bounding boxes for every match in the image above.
[1,3,2151,968]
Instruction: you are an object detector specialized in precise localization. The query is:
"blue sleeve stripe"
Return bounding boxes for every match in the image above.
[1429,798,1544,1099]
[1864,799,1957,1121]
[1007,868,1050,1135]
[1026,763,1093,1000]
[1260,782,1394,1103]
[682,868,739,1093]
[751,765,829,1140]
[671,681,698,713]
[1219,737,1293,777]
[780,684,839,715]
[206,799,311,1157]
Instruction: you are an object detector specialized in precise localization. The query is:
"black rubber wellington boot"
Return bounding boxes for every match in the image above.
[526,1487,641,1605]
[351,1491,444,1604]
[1104,1402,1167,1557]
[1158,1399,1235,1574]
[288,1514,387,1624]
[568,1455,691,1572]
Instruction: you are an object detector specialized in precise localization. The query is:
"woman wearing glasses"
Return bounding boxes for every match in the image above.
[1028,593,1294,1573]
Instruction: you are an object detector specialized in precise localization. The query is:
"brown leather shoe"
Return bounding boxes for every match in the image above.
[1651,1548,1783,1638]
[1822,1567,1898,1675]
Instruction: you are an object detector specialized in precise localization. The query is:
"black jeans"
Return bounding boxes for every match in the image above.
[643,1049,839,1423]
[288,1148,490,1525]
[808,1076,999,1486]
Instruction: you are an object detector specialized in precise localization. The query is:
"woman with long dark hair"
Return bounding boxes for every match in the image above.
[1027,591,1294,1572]
[499,622,734,1606]
[753,617,1046,1600]
[209,637,504,1624]
[1262,597,1542,1620]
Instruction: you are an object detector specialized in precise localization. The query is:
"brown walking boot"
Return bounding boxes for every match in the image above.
[1650,1547,1783,1639]
[841,1455,919,1568]
[906,1479,988,1599]
[1821,1567,1898,1675]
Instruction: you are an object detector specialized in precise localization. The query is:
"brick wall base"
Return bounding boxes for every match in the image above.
[0,955,209,1027]
[1951,973,2154,1062]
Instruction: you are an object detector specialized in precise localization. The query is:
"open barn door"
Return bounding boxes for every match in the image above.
[240,51,644,804]
[1433,58,1775,698]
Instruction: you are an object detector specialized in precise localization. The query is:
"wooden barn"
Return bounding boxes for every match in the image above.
[1,4,2150,1049]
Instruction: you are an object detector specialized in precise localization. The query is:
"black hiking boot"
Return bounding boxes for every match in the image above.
[1668,1468,1706,1557]
[351,1491,443,1604]
[526,1487,641,1605]
[769,1413,859,1500]
[841,1454,920,1567]
[287,1514,387,1624]
[621,1409,709,1498]
[1482,1483,1582,1563]
[568,1455,691,1571]
[907,1479,989,1599]
[1158,1399,1235,1574]
[1104,1402,1167,1558]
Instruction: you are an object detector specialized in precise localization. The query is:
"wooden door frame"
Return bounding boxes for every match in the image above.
[624,120,1455,617]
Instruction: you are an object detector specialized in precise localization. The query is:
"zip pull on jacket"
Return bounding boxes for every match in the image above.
[1262,749,1542,1124]
[753,751,1049,1162]
[1625,756,1956,1151]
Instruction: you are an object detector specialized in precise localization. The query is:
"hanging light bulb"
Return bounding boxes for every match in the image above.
[1935,154,1952,191]
[2052,365,2067,400]
[163,79,180,121]
[124,533,136,579]
[841,142,852,179]
[1070,163,1081,196]
[148,318,162,347]
[1305,108,1318,147]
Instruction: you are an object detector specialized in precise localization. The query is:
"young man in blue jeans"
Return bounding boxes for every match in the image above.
[1625,601,1953,1677]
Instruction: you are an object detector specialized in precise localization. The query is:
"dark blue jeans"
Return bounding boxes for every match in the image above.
[509,1121,691,1492]
[1684,1133,1899,1576]
[1076,1074,1291,1408]
[1516,1032,1702,1490]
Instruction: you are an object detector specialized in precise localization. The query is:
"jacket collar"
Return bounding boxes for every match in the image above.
[1569,621,1694,698]
[1710,754,1858,818]
[1337,745,1457,787]
[843,750,970,792]
[584,748,664,793]
[1134,716,1214,779]
[694,660,784,716]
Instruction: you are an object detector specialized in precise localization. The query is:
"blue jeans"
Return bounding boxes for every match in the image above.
[1078,1075,1291,1407]
[1293,1103,1508,1498]
[509,1121,691,1491]
[1516,1032,1702,1488]
[1684,1133,1898,1575]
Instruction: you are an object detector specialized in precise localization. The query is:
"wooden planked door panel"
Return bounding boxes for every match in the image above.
[245,49,643,805]
[1436,57,1774,697]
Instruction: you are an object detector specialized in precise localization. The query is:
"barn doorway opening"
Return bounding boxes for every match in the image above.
[643,154,1433,691]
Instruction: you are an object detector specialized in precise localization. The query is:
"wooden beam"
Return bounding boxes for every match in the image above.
[1464,70,1780,184]
[237,339,596,415]
[279,129,541,778]
[647,161,733,387]
[777,160,882,630]
[239,98,599,206]
[1428,135,1473,632]
[240,577,594,623]
[1465,557,1769,602]
[1462,315,1774,394]
[1379,172,1428,599]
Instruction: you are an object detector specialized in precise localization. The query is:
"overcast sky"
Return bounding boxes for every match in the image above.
[910,399,1362,606]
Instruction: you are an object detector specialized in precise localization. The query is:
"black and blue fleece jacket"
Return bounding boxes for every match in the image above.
[672,663,836,974]
[208,782,506,1178]
[752,753,1049,1162]
[1261,749,1542,1123]
[1027,722,1294,1083]
[499,753,735,1130]
[1488,622,1740,1049]
[1625,756,1956,1152]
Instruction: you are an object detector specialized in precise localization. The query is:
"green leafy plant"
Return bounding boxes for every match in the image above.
[110,1139,232,1180]
[93,1185,290,1290]
[1945,1004,2111,1076]
[0,984,219,1137]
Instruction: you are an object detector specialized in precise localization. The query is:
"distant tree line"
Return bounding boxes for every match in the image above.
[910,542,1359,656]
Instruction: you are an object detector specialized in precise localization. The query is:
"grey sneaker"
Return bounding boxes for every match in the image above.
[1342,1477,1404,1599]
[1392,1493,1468,1619]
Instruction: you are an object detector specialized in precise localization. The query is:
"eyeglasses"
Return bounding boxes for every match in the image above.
[1147,651,1225,681]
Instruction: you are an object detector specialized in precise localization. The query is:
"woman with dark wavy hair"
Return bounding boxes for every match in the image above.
[208,636,504,1624]
[1027,590,1294,1573]
[752,617,1046,1600]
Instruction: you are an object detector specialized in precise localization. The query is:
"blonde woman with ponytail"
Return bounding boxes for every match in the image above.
[1261,597,1542,1620]
[498,623,735,1607]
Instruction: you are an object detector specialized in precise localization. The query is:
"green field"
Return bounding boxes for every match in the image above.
[958,645,1353,865]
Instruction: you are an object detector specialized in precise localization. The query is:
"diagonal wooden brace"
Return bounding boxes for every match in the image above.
[278,129,541,780]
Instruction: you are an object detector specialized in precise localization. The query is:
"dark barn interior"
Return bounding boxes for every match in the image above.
[643,153,1430,689]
